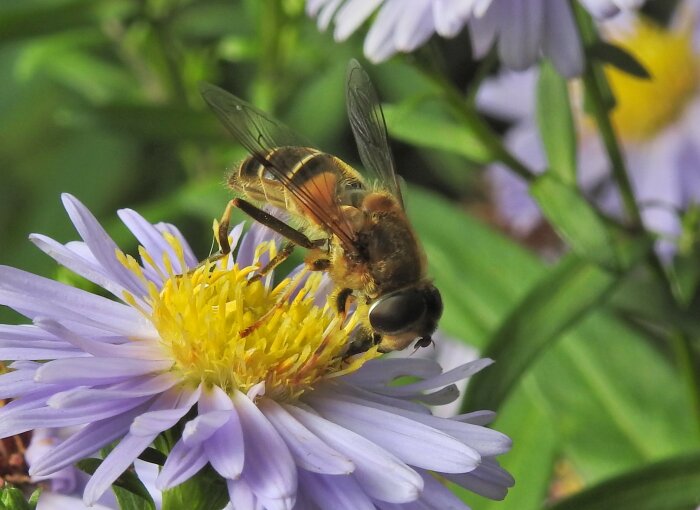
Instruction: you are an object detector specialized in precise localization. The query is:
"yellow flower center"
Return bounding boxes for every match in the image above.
[604,18,699,141]
[121,235,379,401]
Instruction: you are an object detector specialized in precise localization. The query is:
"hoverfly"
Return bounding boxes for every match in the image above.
[200,59,442,354]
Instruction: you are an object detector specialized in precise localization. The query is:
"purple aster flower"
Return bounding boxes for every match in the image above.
[480,2,700,259]
[0,194,513,508]
[307,0,645,76]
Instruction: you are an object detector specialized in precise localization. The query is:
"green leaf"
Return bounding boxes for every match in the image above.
[548,453,700,510]
[463,384,558,510]
[161,465,229,510]
[536,61,577,184]
[531,174,621,270]
[63,104,222,141]
[0,0,97,43]
[0,486,34,510]
[668,205,700,307]
[405,187,542,347]
[462,254,619,412]
[588,41,651,79]
[27,490,40,510]
[78,458,156,510]
[383,103,498,164]
[138,447,168,466]
[533,312,700,482]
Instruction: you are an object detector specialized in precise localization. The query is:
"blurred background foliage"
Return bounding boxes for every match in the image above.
[0,0,699,509]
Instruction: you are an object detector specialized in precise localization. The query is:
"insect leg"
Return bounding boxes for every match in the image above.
[335,288,354,316]
[345,328,381,357]
[233,198,325,249]
[248,241,295,283]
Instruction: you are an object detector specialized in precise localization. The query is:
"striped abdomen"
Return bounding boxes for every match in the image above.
[228,146,366,221]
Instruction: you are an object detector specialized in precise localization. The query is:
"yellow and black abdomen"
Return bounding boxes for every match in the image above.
[228,146,367,225]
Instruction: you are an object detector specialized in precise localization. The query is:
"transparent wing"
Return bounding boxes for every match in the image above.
[345,59,404,208]
[200,82,358,252]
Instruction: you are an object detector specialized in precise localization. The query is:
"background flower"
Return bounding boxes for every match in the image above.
[480,3,700,258]
[307,0,646,75]
[0,195,512,509]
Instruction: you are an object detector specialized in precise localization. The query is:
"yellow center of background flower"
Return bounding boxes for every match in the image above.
[124,237,378,401]
[604,18,699,141]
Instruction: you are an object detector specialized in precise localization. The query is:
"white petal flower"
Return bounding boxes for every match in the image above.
[308,0,646,75]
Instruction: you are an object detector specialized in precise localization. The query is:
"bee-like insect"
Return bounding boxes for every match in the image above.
[200,59,442,354]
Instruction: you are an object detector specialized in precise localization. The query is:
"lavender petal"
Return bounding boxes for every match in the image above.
[46,373,177,409]
[308,396,480,473]
[129,385,201,436]
[35,358,172,385]
[333,0,382,41]
[196,388,245,479]
[227,479,260,510]
[0,266,152,337]
[35,319,165,360]
[29,403,148,476]
[259,399,354,475]
[285,404,422,504]
[341,358,442,387]
[233,390,297,504]
[29,233,126,301]
[83,432,157,505]
[416,468,471,509]
[444,458,515,500]
[299,470,375,510]
[157,440,208,489]
[542,1,584,78]
[61,194,146,298]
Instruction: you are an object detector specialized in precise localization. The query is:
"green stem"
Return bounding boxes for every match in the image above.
[671,331,700,438]
[581,67,642,227]
[415,63,535,182]
[572,5,642,228]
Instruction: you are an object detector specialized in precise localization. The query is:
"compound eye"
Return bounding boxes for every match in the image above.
[369,289,427,335]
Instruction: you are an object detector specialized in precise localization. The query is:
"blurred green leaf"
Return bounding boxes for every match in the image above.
[78,458,155,510]
[406,187,541,346]
[465,383,558,510]
[548,452,700,510]
[533,312,699,482]
[0,486,38,510]
[383,103,499,164]
[462,254,619,412]
[0,0,98,43]
[587,41,651,79]
[531,174,620,270]
[537,61,576,185]
[668,205,700,307]
[64,103,221,141]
